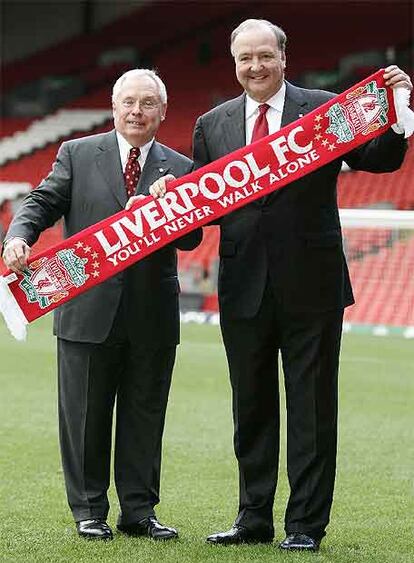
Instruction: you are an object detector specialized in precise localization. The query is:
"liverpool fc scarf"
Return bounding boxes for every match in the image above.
[1,70,413,340]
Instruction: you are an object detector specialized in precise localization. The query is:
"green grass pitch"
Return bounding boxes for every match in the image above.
[0,316,413,562]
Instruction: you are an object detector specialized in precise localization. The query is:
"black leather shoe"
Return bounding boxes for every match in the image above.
[117,516,178,540]
[76,519,113,540]
[279,533,320,551]
[206,524,273,545]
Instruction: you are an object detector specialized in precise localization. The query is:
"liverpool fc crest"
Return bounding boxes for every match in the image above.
[325,80,389,143]
[19,249,89,309]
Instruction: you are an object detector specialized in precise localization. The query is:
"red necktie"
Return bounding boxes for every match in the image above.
[124,147,141,198]
[251,103,270,142]
[251,104,270,204]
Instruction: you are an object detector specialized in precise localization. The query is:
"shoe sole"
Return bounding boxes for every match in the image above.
[78,534,113,541]
[279,545,319,552]
[207,537,273,545]
[117,528,178,540]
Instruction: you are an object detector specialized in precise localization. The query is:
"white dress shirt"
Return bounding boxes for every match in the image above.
[245,82,287,144]
[116,132,154,172]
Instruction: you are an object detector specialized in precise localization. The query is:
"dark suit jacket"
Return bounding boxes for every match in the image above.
[6,130,201,344]
[193,82,407,318]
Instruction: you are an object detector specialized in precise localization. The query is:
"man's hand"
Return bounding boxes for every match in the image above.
[125,194,146,211]
[149,174,176,199]
[384,65,413,92]
[125,173,176,210]
[2,238,31,273]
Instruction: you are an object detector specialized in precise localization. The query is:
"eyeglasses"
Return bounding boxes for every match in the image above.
[121,98,161,111]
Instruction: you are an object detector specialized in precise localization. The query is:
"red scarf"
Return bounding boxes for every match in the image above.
[0,70,408,339]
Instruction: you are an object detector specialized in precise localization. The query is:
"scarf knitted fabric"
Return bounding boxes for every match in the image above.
[1,70,413,340]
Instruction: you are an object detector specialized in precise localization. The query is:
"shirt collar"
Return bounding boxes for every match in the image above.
[116,131,155,165]
[245,82,286,120]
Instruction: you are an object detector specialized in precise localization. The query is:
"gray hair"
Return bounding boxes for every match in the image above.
[112,68,167,104]
[230,19,287,56]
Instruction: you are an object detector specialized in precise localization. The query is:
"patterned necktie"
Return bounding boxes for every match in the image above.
[251,103,270,142]
[124,147,141,198]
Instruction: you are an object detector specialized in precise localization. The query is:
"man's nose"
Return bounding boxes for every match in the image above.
[130,101,143,114]
[250,57,263,71]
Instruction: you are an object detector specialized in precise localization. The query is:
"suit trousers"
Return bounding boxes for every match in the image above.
[220,280,344,539]
[57,298,176,523]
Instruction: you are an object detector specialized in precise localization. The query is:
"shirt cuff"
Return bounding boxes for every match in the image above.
[391,123,405,135]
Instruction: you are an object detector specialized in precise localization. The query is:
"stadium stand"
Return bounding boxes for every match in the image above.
[0,110,112,165]
[1,118,34,139]
[338,143,414,210]
[1,1,413,326]
[344,235,414,326]
[2,2,240,93]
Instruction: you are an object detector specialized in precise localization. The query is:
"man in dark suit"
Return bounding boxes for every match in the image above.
[2,69,201,541]
[150,20,411,551]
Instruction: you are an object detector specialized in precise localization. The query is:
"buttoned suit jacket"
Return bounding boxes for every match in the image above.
[6,130,201,344]
[193,81,407,318]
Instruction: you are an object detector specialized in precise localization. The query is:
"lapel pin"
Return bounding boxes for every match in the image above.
[299,113,304,117]
[159,168,164,173]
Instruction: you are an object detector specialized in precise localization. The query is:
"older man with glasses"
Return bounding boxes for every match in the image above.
[2,69,202,542]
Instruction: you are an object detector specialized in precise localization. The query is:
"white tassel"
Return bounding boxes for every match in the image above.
[393,87,414,138]
[0,276,28,341]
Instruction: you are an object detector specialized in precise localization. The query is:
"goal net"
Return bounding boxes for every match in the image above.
[340,209,414,336]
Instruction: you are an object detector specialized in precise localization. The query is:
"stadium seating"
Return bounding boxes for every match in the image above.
[338,142,414,210]
[345,235,414,326]
[178,225,219,272]
[0,110,112,165]
[2,2,240,93]
[0,122,112,186]
[1,118,34,138]
[1,1,413,326]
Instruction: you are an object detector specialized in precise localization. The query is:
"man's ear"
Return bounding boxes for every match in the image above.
[161,103,167,121]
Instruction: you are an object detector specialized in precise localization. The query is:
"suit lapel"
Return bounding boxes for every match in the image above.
[222,94,246,153]
[136,142,169,195]
[221,85,308,148]
[95,130,127,208]
[281,81,309,127]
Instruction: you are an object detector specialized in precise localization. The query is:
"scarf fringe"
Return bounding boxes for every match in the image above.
[394,87,414,138]
[0,276,28,341]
